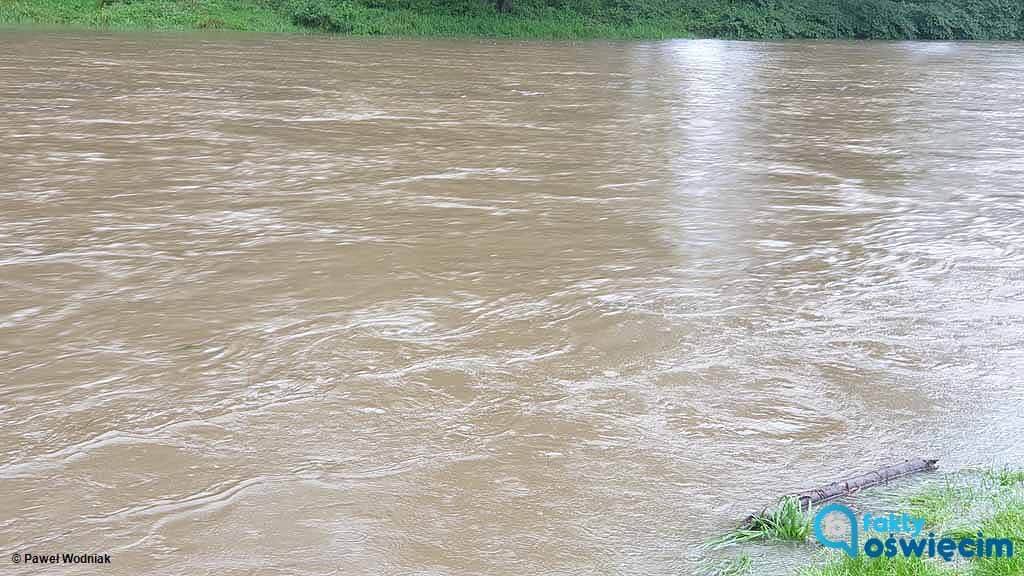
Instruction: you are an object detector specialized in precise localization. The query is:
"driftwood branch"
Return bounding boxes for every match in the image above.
[743,458,939,526]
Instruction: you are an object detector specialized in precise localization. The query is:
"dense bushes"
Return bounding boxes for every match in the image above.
[285,0,1024,39]
[288,0,340,29]
[640,0,1024,39]
[3,0,1023,38]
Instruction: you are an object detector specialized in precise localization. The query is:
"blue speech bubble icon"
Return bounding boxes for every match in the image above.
[813,503,859,557]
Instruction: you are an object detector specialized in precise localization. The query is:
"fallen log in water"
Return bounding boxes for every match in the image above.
[793,457,939,508]
[743,458,939,526]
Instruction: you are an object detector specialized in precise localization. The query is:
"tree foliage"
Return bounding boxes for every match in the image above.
[278,0,1024,39]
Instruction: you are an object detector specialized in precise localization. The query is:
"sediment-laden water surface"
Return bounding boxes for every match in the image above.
[2,30,1024,575]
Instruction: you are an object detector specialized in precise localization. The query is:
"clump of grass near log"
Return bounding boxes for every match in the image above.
[800,490,1024,576]
[715,459,939,548]
[712,495,814,548]
[706,464,1024,576]
[800,469,1024,576]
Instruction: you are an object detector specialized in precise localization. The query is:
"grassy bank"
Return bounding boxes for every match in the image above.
[2,0,1023,39]
[706,467,1024,576]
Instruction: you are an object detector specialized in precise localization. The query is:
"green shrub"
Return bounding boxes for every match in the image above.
[288,0,352,31]
[839,0,916,39]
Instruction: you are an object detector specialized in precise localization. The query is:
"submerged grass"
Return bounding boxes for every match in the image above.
[798,469,1024,576]
[703,469,1024,576]
[988,469,1024,489]
[698,554,753,576]
[798,555,957,576]
[907,479,981,531]
[969,504,1024,576]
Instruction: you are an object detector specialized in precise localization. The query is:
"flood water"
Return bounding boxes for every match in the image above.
[2,30,1024,575]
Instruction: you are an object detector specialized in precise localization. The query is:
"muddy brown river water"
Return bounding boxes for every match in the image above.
[2,30,1024,575]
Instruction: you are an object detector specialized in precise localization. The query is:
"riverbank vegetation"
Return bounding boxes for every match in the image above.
[2,0,1023,39]
[712,496,814,548]
[707,467,1024,576]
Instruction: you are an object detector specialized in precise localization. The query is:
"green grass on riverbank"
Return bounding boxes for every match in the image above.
[2,0,1023,39]
[797,494,1024,576]
[707,467,1024,576]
